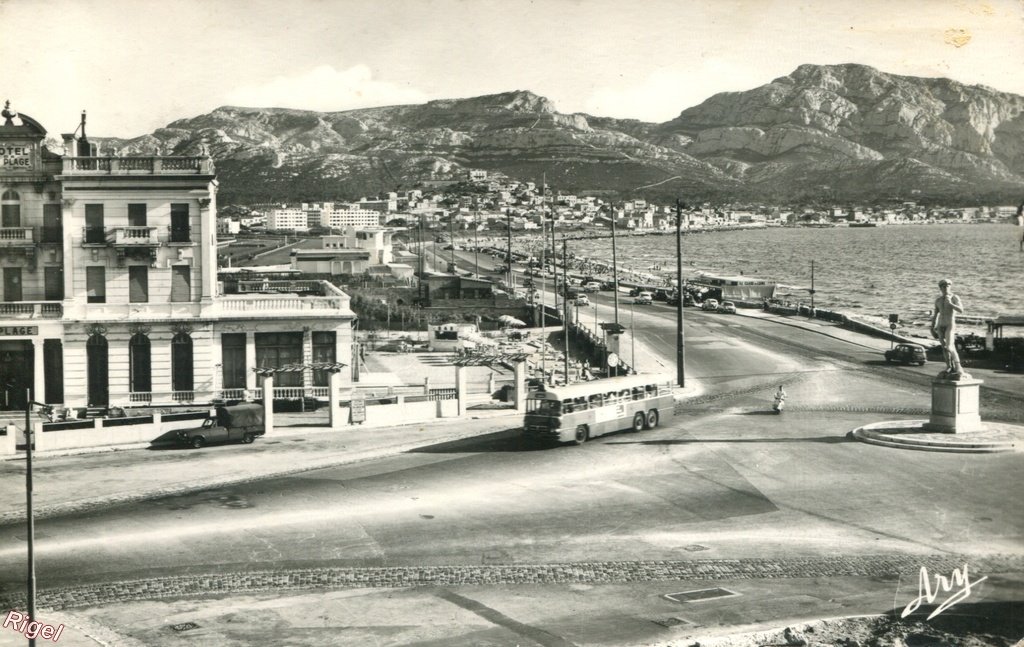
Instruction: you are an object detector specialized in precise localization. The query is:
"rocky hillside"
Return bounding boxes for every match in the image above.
[95,64,1024,205]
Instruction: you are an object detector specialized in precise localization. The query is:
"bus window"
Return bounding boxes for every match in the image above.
[588,394,603,407]
[632,387,643,400]
[574,397,588,411]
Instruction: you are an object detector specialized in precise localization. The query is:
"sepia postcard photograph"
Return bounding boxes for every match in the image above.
[0,0,1022,644]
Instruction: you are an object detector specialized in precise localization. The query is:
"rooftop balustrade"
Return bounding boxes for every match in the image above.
[61,156,214,175]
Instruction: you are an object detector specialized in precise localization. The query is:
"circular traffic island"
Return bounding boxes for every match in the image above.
[851,419,1023,453]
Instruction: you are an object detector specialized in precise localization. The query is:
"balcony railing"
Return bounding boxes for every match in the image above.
[39,226,63,244]
[110,226,159,246]
[0,302,63,319]
[83,226,107,245]
[168,226,192,243]
[62,156,214,175]
[0,227,34,245]
[215,280,351,315]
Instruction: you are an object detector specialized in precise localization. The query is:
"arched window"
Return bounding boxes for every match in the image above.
[171,332,194,395]
[129,334,151,394]
[86,334,108,406]
[1,189,20,228]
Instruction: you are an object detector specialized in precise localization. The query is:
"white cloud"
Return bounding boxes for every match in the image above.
[224,64,429,112]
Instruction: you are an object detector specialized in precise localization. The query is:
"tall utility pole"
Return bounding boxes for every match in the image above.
[474,211,479,277]
[24,389,36,647]
[539,214,546,382]
[675,199,686,388]
[610,205,621,377]
[562,240,570,384]
[506,211,513,290]
[448,212,455,272]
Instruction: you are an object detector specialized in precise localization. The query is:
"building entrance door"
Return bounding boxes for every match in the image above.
[0,340,33,410]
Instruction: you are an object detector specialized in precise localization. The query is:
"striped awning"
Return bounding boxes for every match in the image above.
[252,362,348,376]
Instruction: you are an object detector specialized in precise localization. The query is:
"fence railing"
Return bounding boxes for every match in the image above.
[62,156,213,175]
[0,227,33,243]
[0,302,63,319]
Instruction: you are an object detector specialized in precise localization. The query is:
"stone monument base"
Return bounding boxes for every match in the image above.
[923,376,983,433]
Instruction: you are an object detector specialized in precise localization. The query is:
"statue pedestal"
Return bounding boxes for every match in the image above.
[924,377,983,433]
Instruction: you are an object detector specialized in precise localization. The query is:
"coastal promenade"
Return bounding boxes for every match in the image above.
[0,309,1020,646]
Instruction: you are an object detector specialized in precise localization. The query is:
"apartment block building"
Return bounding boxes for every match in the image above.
[0,104,355,411]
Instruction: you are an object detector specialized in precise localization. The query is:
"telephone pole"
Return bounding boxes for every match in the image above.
[675,199,686,388]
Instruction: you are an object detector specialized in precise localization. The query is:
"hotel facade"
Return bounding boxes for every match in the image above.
[0,104,355,412]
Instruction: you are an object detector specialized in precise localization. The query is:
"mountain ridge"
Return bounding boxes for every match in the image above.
[92,64,1024,205]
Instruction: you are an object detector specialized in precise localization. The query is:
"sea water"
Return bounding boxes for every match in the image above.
[567,224,1022,334]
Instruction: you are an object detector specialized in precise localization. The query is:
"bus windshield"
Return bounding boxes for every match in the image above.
[526,399,562,416]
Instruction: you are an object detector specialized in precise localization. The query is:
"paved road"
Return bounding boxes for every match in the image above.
[0,287,1019,598]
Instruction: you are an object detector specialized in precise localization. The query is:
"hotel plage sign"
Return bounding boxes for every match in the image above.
[0,326,38,336]
[1,144,33,168]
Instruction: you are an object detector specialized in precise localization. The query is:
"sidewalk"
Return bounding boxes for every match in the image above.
[0,409,521,526]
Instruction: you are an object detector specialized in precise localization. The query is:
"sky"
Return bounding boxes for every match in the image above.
[2,0,1022,138]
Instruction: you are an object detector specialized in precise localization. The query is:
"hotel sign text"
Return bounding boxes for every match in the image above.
[0,326,38,336]
[1,145,33,168]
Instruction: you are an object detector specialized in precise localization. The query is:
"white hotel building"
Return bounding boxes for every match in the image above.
[266,203,382,231]
[0,105,355,411]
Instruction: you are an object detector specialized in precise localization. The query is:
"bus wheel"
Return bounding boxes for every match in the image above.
[645,410,659,429]
[632,413,646,432]
[573,425,589,445]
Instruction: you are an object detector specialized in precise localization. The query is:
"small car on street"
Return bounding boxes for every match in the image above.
[634,291,654,305]
[701,298,720,311]
[884,343,928,366]
[573,294,590,306]
[177,403,266,448]
[718,301,737,314]
[582,281,602,292]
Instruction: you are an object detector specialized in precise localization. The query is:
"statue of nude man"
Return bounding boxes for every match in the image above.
[931,279,967,379]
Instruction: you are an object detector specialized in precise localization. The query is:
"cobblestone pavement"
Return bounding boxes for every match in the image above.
[4,554,1021,611]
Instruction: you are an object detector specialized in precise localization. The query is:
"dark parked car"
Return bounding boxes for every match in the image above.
[884,343,928,366]
[177,403,266,448]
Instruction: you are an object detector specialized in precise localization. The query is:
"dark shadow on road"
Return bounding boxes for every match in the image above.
[608,435,852,445]
[408,429,554,453]
[738,410,784,416]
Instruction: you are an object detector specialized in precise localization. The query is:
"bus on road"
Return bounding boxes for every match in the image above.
[523,373,676,445]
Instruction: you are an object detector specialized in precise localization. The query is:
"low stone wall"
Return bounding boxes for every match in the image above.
[33,411,214,452]
[332,398,458,429]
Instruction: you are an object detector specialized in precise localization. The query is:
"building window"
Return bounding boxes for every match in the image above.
[171,332,194,394]
[42,204,62,243]
[170,203,190,242]
[170,265,191,302]
[312,331,336,386]
[86,266,106,303]
[129,266,149,303]
[129,334,152,394]
[44,266,64,300]
[221,333,246,389]
[87,334,108,407]
[85,204,105,243]
[2,268,22,302]
[255,332,303,387]
[1,189,20,227]
[128,203,147,227]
